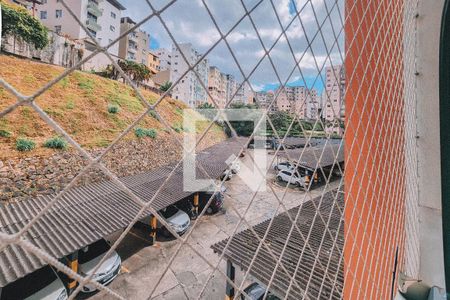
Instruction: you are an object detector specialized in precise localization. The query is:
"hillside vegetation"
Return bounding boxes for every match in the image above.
[0,55,226,159]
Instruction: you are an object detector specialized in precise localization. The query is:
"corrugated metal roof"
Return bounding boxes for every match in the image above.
[277,144,344,170]
[0,137,245,287]
[211,188,344,300]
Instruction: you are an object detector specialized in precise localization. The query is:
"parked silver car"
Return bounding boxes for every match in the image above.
[78,239,121,293]
[160,205,191,237]
[0,265,67,300]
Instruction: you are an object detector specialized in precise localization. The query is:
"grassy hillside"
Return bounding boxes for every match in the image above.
[0,55,226,159]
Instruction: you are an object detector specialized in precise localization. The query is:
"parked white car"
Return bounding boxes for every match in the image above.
[274,161,294,172]
[0,265,67,300]
[276,170,305,187]
[78,239,121,293]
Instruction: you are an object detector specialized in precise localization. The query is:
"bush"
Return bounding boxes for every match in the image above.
[108,104,120,114]
[134,127,157,139]
[16,138,35,151]
[44,136,68,149]
[148,110,160,121]
[1,3,49,49]
[0,130,12,138]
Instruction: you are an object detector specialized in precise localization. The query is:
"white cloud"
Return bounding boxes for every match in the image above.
[119,0,344,87]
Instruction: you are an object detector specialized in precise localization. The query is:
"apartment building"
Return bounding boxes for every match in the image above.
[118,17,150,65]
[225,74,237,104]
[323,65,345,134]
[147,51,160,74]
[37,0,125,56]
[208,66,227,108]
[275,85,319,119]
[233,82,254,104]
[155,48,172,71]
[169,43,209,107]
[305,89,321,120]
[255,91,276,111]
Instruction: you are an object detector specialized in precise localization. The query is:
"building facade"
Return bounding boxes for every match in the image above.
[169,43,209,107]
[118,17,150,65]
[323,65,345,134]
[37,0,125,56]
[147,51,160,74]
[155,48,172,71]
[208,66,227,108]
[274,85,318,119]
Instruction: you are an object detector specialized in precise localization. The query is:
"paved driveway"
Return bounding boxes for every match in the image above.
[89,150,340,299]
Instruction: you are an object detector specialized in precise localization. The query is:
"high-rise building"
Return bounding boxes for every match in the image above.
[275,86,318,119]
[225,74,237,104]
[37,0,125,56]
[208,67,227,108]
[169,43,209,107]
[233,82,254,104]
[118,17,150,65]
[155,48,172,71]
[323,65,345,134]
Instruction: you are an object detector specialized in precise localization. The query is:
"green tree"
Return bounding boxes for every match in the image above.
[1,3,48,50]
[160,81,173,92]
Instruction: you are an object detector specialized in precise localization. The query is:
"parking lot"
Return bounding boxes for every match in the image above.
[89,150,341,300]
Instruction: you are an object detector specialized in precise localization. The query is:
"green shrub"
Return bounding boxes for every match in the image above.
[134,127,157,139]
[16,138,35,151]
[172,125,182,133]
[148,110,160,121]
[108,104,120,114]
[0,130,12,138]
[44,136,68,150]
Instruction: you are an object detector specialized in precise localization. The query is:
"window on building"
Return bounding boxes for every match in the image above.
[55,9,62,18]
[40,11,47,19]
[111,12,116,19]
[42,0,47,3]
[110,25,115,32]
[54,25,62,33]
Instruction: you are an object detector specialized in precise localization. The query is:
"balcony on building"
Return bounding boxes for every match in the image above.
[128,32,138,42]
[87,0,103,17]
[86,17,102,33]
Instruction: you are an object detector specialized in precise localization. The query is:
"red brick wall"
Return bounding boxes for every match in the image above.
[344,0,406,299]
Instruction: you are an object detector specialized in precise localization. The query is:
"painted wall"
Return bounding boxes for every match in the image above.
[344,0,406,299]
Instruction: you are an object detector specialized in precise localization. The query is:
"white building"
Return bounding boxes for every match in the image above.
[37,0,125,70]
[233,82,254,104]
[225,74,237,103]
[38,0,124,55]
[323,65,345,135]
[169,43,209,107]
[155,48,172,71]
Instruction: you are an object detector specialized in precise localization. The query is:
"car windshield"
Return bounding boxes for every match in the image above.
[160,205,178,218]
[78,239,110,264]
[0,266,58,300]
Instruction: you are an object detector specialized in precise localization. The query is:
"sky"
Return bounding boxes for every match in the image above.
[119,0,344,93]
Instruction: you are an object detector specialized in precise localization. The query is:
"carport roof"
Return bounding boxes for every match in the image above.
[277,144,344,170]
[0,137,245,287]
[211,188,344,300]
